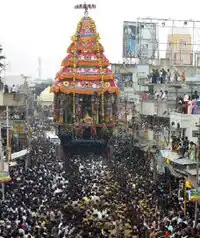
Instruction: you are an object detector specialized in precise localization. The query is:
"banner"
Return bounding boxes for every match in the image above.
[123,22,137,58]
[13,120,25,134]
[190,189,200,201]
[166,34,192,65]
[123,21,158,59]
[137,22,158,59]
[11,149,29,160]
[0,162,11,183]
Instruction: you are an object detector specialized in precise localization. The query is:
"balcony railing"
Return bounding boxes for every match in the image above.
[0,93,26,106]
[140,100,176,117]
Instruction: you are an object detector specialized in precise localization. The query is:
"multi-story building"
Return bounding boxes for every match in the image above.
[136,71,200,187]
[0,91,27,153]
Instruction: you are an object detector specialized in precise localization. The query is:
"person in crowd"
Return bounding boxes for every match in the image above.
[167,69,171,83]
[192,95,199,114]
[193,91,199,100]
[0,78,3,91]
[181,72,186,82]
[154,91,160,101]
[187,96,193,114]
[174,70,179,82]
[151,69,157,84]
[160,90,168,101]
[160,68,167,84]
[0,116,199,237]
[177,97,183,113]
[189,141,197,161]
[183,94,189,114]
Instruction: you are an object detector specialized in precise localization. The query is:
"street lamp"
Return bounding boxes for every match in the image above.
[194,118,200,227]
[124,96,128,125]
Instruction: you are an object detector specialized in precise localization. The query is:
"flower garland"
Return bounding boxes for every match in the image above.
[72,40,77,122]
[91,18,105,120]
[96,34,105,119]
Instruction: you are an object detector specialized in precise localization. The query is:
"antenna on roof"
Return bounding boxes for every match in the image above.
[74,2,96,17]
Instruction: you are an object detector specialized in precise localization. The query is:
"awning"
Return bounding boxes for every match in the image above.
[10,149,29,160]
[166,164,183,178]
[159,150,181,163]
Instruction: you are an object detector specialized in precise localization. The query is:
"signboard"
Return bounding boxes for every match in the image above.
[137,22,158,60]
[123,22,137,58]
[11,149,29,160]
[13,120,25,134]
[123,21,158,59]
[0,162,11,183]
[192,130,199,138]
[166,34,192,65]
[189,189,200,201]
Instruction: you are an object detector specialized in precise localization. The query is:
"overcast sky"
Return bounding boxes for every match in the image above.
[0,0,200,81]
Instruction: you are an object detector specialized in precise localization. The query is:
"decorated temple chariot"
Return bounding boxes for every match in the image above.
[51,4,119,154]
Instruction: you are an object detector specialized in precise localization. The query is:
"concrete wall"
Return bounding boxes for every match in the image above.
[1,93,26,106]
[140,100,176,117]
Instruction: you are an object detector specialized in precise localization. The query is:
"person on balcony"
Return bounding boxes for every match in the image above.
[3,84,8,93]
[160,90,168,101]
[192,91,199,100]
[167,69,171,83]
[177,97,183,113]
[0,78,3,91]
[181,72,186,82]
[187,96,193,114]
[183,94,189,114]
[151,69,157,84]
[11,84,17,93]
[188,141,196,161]
[192,96,199,114]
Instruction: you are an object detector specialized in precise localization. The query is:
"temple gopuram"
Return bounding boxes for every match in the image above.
[51,4,119,155]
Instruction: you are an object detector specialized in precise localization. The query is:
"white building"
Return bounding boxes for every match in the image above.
[37,86,54,107]
[170,112,200,143]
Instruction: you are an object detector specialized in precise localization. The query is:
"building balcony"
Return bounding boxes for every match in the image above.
[157,149,199,187]
[137,129,169,148]
[170,112,200,129]
[140,100,176,117]
[170,112,200,143]
[0,93,26,106]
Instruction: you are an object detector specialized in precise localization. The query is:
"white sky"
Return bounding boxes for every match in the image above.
[0,0,200,81]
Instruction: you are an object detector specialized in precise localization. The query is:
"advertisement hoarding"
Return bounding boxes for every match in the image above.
[166,34,192,65]
[123,21,158,59]
[137,22,158,59]
[123,22,137,58]
[13,120,25,134]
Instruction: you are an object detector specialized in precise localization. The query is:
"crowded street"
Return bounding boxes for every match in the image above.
[1,1,200,237]
[0,119,197,238]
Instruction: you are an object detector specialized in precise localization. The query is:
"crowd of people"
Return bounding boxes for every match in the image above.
[171,136,198,161]
[141,89,169,102]
[148,69,185,84]
[177,92,200,115]
[0,119,200,237]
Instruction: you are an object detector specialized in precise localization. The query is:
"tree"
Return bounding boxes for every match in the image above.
[0,45,6,75]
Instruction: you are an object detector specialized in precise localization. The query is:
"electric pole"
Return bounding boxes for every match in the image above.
[0,123,5,200]
[38,57,42,81]
[194,117,200,226]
